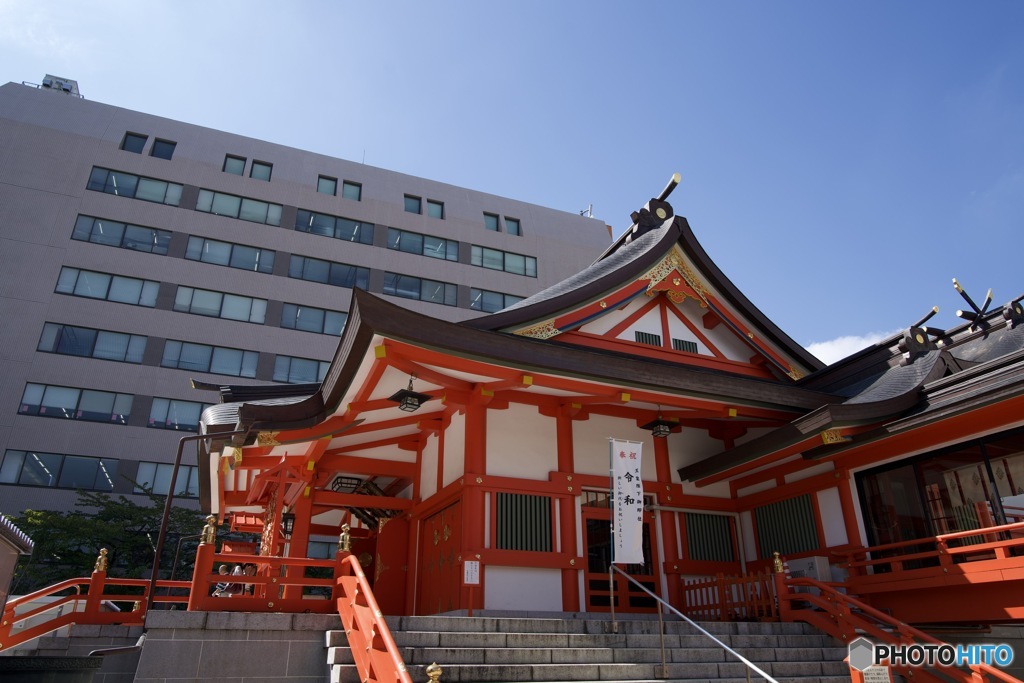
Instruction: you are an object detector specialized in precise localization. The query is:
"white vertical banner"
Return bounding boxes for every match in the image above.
[610,438,644,565]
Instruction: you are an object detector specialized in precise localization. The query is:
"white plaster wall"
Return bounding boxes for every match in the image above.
[785,461,834,483]
[577,296,645,335]
[665,300,712,355]
[353,444,417,463]
[443,410,466,487]
[420,433,439,499]
[680,479,732,499]
[670,428,727,472]
[484,565,562,612]
[736,480,775,497]
[486,403,557,479]
[816,487,848,546]
[572,413,657,481]
[617,306,664,344]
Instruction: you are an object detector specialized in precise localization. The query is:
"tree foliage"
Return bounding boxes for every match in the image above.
[10,490,211,594]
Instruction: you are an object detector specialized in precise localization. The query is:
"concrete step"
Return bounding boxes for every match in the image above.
[327,613,850,683]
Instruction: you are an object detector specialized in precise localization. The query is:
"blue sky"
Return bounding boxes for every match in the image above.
[3,1,1022,363]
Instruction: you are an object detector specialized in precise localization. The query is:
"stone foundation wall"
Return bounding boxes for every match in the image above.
[134,611,341,683]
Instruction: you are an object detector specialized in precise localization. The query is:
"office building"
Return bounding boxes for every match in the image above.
[0,77,611,515]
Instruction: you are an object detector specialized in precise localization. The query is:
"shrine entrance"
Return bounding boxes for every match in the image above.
[416,501,463,615]
[581,490,660,612]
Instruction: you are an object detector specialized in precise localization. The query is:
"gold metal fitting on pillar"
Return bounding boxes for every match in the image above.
[201,515,218,544]
[772,551,783,574]
[425,662,443,683]
[94,548,108,572]
[339,523,351,553]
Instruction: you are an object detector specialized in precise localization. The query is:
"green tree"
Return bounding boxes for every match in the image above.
[10,490,211,594]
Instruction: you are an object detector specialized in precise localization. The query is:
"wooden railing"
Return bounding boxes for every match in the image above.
[0,570,190,652]
[775,573,1021,683]
[335,552,413,683]
[679,570,777,621]
[838,520,1024,576]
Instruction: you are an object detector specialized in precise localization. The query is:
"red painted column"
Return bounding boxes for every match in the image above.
[462,401,486,612]
[653,436,681,607]
[835,468,863,547]
[557,411,580,611]
[283,489,313,600]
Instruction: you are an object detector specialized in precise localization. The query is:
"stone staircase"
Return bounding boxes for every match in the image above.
[327,612,850,683]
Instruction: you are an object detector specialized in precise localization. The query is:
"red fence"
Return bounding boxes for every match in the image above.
[679,570,777,621]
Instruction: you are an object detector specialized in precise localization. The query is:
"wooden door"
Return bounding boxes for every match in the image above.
[582,496,660,612]
[373,516,409,615]
[416,501,462,614]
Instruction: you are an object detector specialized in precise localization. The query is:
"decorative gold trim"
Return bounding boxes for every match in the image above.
[257,431,280,446]
[378,517,390,532]
[443,524,452,541]
[787,367,806,380]
[820,429,850,445]
[516,320,560,339]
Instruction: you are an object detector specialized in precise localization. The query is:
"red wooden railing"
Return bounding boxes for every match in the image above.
[775,573,1021,683]
[0,571,190,652]
[679,570,777,621]
[335,552,413,683]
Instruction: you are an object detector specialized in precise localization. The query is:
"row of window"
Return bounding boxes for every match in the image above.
[121,132,176,160]
[223,155,272,181]
[1,448,201,497]
[86,171,537,278]
[113,136,524,234]
[470,288,524,313]
[19,381,212,431]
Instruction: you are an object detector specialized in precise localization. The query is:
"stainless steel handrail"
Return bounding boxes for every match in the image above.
[610,565,779,683]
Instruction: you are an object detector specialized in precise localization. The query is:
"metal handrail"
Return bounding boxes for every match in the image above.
[609,565,779,683]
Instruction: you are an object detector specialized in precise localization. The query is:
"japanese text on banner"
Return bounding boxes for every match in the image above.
[611,439,644,564]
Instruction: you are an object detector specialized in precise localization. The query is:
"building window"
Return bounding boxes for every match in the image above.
[38,323,146,363]
[161,340,258,378]
[223,155,246,175]
[72,215,171,255]
[134,461,199,497]
[273,355,330,384]
[404,195,421,214]
[148,398,211,432]
[753,494,819,559]
[19,383,133,424]
[426,199,444,219]
[383,273,457,306]
[484,213,500,232]
[174,286,267,324]
[250,160,272,181]
[87,167,182,206]
[55,267,159,307]
[342,181,362,201]
[294,209,373,244]
[470,288,523,313]
[635,331,662,347]
[121,133,147,154]
[496,492,552,551]
[288,255,369,289]
[185,236,275,274]
[317,175,337,195]
[196,189,282,226]
[1,450,119,492]
[505,217,521,236]
[280,303,348,336]
[387,227,458,261]
[150,139,176,160]
[672,338,698,353]
[470,246,537,277]
[684,512,735,562]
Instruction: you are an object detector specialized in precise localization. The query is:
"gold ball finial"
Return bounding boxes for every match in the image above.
[425,662,443,683]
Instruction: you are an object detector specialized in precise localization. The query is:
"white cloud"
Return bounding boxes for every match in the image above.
[805,330,901,366]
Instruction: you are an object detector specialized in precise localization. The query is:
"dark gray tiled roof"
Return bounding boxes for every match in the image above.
[950,324,1024,364]
[843,351,943,405]
[0,513,33,554]
[201,395,313,434]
